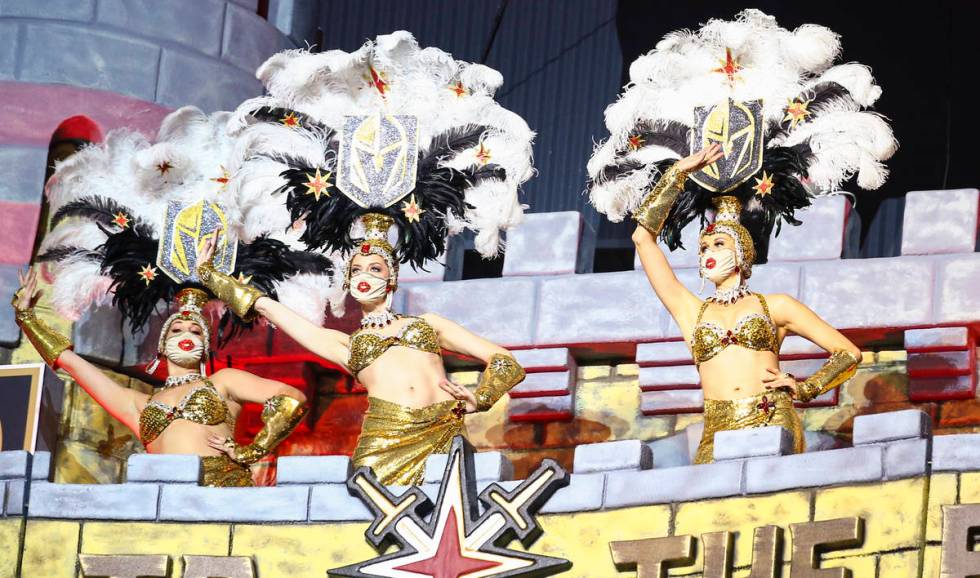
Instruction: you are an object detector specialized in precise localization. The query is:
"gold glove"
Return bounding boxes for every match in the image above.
[198,261,263,322]
[12,296,72,367]
[633,163,688,237]
[475,353,526,412]
[796,350,861,403]
[228,395,307,465]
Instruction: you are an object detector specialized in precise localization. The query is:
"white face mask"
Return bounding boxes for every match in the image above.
[349,272,389,304]
[700,248,738,284]
[164,331,205,368]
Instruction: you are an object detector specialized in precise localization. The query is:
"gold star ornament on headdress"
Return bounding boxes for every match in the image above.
[401,194,425,223]
[304,168,331,201]
[783,99,811,128]
[752,171,775,197]
[138,263,158,285]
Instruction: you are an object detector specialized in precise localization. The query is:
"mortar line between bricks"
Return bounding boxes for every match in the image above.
[155,482,162,520]
[527,279,543,347]
[218,1,230,59]
[75,520,84,578]
[228,523,234,557]
[306,485,313,522]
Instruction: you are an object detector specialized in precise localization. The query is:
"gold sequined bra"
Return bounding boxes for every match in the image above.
[348,317,441,376]
[691,293,778,366]
[139,381,231,445]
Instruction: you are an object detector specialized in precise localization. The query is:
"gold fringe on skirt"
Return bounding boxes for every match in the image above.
[694,389,805,464]
[202,454,254,487]
[352,397,467,486]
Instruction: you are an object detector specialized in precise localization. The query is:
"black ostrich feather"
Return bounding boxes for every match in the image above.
[658,145,814,263]
[50,196,152,237]
[248,106,328,133]
[391,164,498,268]
[768,81,857,139]
[278,126,501,268]
[419,125,491,173]
[590,159,645,187]
[36,245,102,263]
[620,121,691,157]
[98,225,179,332]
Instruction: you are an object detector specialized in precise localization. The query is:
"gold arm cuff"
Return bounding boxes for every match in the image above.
[15,308,72,367]
[796,350,860,403]
[232,395,307,465]
[198,262,263,322]
[633,164,688,237]
[474,353,526,412]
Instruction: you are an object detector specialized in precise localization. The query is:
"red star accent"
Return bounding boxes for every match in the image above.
[450,81,467,97]
[361,243,371,254]
[752,171,775,197]
[705,223,716,234]
[112,211,130,229]
[475,143,491,165]
[712,48,742,86]
[368,64,388,97]
[211,166,230,187]
[281,112,300,128]
[303,168,331,201]
[627,134,644,151]
[783,99,811,128]
[138,264,157,286]
[156,161,173,176]
[393,507,503,578]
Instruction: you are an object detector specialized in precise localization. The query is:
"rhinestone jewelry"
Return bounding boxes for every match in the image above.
[360,309,398,328]
[162,372,203,389]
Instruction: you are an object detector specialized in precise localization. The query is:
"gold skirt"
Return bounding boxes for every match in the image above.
[694,389,805,464]
[352,397,467,486]
[202,455,254,487]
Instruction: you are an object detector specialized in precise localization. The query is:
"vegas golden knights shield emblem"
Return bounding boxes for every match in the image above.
[690,98,765,192]
[337,113,420,208]
[157,199,237,283]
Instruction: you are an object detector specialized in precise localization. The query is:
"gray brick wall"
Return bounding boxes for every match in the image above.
[3,408,980,522]
[0,0,300,113]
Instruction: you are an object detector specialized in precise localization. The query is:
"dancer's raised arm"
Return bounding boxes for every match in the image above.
[13,267,146,433]
[632,144,724,331]
[198,234,351,371]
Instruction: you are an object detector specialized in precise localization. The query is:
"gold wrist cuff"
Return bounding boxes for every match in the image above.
[198,262,263,322]
[15,308,72,367]
[633,164,688,237]
[232,394,307,465]
[797,350,860,403]
[475,354,526,412]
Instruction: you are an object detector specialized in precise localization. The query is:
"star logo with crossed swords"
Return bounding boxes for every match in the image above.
[328,436,571,578]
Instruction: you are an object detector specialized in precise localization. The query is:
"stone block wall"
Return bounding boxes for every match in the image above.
[3,408,980,576]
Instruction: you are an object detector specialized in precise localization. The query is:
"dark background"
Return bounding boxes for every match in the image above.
[314,0,979,274]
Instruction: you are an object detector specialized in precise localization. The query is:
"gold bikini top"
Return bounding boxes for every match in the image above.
[691,293,778,366]
[348,316,441,376]
[139,380,232,445]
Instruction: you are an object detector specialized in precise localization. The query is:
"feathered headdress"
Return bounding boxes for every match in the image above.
[587,9,897,261]
[226,31,534,273]
[38,107,339,347]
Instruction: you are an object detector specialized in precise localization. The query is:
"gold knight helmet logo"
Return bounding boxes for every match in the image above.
[337,113,420,209]
[157,199,237,283]
[690,98,765,193]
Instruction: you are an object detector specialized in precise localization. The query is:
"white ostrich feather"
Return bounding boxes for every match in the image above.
[588,9,895,217]
[231,31,534,260]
